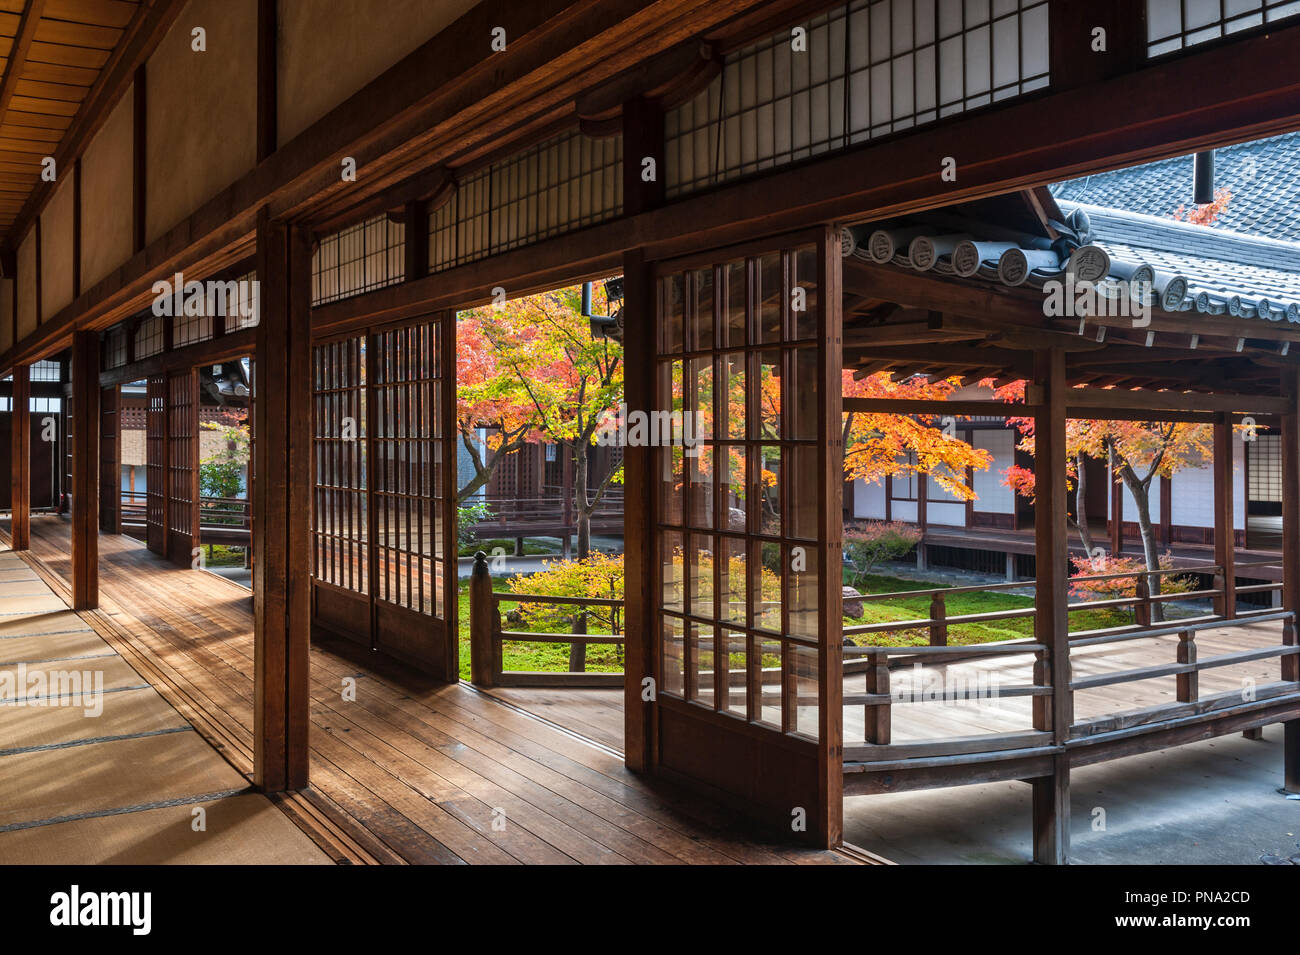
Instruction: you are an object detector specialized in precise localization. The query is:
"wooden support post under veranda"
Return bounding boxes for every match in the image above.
[1030,346,1070,864]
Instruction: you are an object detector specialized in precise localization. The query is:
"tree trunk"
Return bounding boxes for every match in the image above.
[1075,452,1096,556]
[1120,468,1164,623]
[569,443,591,671]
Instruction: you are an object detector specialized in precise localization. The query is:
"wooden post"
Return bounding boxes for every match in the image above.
[865,649,890,745]
[469,551,496,687]
[621,247,655,773]
[1031,347,1070,864]
[10,364,29,550]
[252,210,312,792]
[1213,414,1236,618]
[929,592,947,646]
[1283,369,1300,792]
[1135,573,1152,628]
[71,331,99,610]
[1031,758,1070,866]
[1282,368,1300,683]
[1176,630,1197,703]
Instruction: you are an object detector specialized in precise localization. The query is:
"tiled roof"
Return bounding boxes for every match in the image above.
[847,199,1300,325]
[1050,131,1300,241]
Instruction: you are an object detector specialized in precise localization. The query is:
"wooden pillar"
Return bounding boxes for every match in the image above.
[71,331,99,610]
[1031,347,1070,864]
[1283,369,1300,684]
[622,247,655,773]
[1286,371,1300,793]
[1213,414,1236,618]
[252,210,312,792]
[1109,466,1122,556]
[10,365,30,550]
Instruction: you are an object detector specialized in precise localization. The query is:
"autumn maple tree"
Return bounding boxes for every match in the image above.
[457,283,623,560]
[841,372,994,499]
[993,380,1214,621]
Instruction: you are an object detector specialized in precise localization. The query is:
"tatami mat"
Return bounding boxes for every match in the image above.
[0,793,331,865]
[0,544,331,865]
[0,686,189,755]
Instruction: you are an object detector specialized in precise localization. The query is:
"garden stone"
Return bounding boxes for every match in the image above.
[843,586,865,618]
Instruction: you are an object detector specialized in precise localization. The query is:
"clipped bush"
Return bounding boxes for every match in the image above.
[843,521,923,585]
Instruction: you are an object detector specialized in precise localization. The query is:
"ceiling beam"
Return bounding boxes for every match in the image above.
[0,1,48,129]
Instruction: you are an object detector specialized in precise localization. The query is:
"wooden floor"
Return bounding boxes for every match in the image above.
[7,516,862,865]
[846,621,1287,746]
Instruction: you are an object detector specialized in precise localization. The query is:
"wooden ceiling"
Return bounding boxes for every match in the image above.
[0,0,140,238]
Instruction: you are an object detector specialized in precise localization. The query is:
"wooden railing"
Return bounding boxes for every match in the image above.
[472,489,624,532]
[468,551,623,688]
[119,492,250,532]
[842,560,1294,762]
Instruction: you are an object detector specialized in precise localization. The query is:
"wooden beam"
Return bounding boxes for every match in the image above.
[71,330,99,610]
[252,210,312,792]
[10,364,29,550]
[843,396,1035,418]
[0,1,48,128]
[1067,387,1288,416]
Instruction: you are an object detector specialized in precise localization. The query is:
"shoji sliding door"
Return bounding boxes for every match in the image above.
[310,313,458,679]
[649,229,843,845]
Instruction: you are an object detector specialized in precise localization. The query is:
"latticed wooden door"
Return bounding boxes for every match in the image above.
[309,313,458,678]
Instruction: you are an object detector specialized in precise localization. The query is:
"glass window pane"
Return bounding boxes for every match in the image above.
[721,445,746,533]
[687,444,712,528]
[723,260,747,348]
[661,274,684,353]
[721,629,747,716]
[662,615,685,697]
[788,543,819,641]
[759,445,781,536]
[756,540,783,632]
[789,644,820,739]
[689,533,714,619]
[689,356,714,441]
[688,622,715,707]
[661,530,684,612]
[788,444,819,540]
[688,268,714,352]
[756,350,781,440]
[758,252,783,343]
[791,245,819,340]
[756,636,783,728]
[721,351,745,440]
[719,535,747,625]
[789,346,819,440]
[658,444,684,526]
